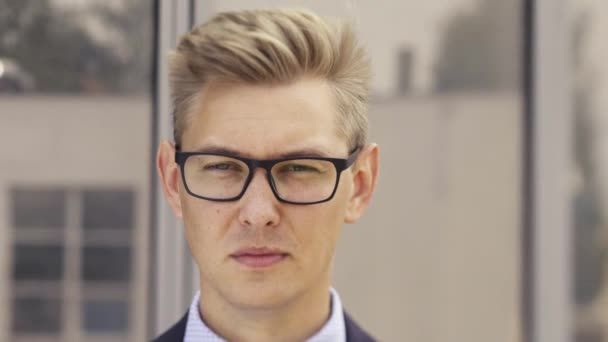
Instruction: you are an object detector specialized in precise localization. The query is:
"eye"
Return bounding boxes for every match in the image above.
[281,163,319,173]
[207,163,229,170]
[204,162,241,171]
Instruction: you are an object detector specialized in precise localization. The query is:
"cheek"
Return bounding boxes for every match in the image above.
[290,201,346,262]
[180,181,231,228]
[179,193,233,257]
[311,184,352,252]
[310,180,351,233]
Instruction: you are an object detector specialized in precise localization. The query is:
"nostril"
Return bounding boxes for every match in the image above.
[238,204,280,228]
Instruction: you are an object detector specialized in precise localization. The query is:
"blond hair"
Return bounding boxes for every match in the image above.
[169,8,371,149]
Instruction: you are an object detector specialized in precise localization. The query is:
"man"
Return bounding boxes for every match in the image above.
[154,8,379,342]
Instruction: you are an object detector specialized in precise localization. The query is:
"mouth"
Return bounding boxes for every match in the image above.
[230,247,289,268]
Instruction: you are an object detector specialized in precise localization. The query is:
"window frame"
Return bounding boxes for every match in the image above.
[152,0,199,338]
[529,0,573,341]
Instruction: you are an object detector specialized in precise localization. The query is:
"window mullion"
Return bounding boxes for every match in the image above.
[63,190,82,341]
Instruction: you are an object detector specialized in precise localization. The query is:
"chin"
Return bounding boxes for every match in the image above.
[225,275,303,310]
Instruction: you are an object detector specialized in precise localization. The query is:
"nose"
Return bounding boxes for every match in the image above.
[237,168,280,228]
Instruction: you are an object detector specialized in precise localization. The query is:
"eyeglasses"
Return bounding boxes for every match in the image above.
[174,147,361,205]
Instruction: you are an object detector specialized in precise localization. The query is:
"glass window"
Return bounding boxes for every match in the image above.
[11,189,66,229]
[1,0,154,340]
[12,296,62,334]
[82,189,135,230]
[83,299,128,333]
[570,1,608,341]
[13,245,64,280]
[196,1,523,341]
[82,247,131,282]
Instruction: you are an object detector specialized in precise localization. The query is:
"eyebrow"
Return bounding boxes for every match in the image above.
[188,145,332,160]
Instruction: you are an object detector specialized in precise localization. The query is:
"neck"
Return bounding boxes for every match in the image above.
[198,281,332,342]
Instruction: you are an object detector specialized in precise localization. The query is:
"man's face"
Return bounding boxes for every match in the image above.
[158,78,377,310]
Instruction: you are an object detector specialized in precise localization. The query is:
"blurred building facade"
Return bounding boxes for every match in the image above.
[0,97,152,342]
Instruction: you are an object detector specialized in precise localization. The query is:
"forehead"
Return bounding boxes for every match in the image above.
[181,78,348,157]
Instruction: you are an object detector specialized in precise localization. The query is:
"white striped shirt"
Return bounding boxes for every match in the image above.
[184,288,346,342]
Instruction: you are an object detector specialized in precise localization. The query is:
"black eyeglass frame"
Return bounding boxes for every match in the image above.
[174,147,361,205]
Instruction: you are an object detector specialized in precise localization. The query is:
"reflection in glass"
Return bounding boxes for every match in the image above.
[433,0,520,92]
[0,0,152,93]
[571,2,608,341]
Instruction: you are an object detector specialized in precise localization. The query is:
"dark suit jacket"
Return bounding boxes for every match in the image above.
[152,311,376,342]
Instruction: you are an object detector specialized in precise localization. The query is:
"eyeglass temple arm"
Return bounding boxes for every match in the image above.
[346,146,362,166]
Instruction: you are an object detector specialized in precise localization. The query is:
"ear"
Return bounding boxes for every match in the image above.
[157,140,183,218]
[344,143,379,223]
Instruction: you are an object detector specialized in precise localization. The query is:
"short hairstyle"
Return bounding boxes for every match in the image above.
[169,8,371,149]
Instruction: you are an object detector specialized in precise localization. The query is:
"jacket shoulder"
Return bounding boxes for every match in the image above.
[344,311,377,342]
[151,312,189,342]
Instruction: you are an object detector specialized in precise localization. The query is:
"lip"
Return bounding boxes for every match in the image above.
[230,247,289,268]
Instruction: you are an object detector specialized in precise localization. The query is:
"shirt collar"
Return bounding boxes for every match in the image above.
[184,287,346,342]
